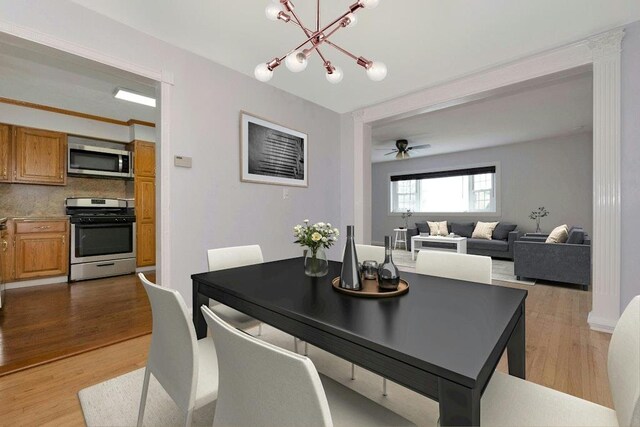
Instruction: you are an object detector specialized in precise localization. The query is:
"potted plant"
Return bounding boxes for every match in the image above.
[400,209,413,229]
[294,219,339,277]
[529,207,550,233]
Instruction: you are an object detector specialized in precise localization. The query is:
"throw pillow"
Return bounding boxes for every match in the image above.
[492,223,517,240]
[427,220,448,236]
[546,224,569,243]
[415,222,429,234]
[566,227,585,244]
[451,222,475,238]
[472,221,499,240]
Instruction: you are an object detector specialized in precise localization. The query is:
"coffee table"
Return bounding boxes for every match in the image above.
[411,235,468,260]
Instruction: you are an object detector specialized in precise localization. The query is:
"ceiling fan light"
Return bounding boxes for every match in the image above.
[396,151,409,160]
[254,63,274,82]
[360,0,380,9]
[366,61,387,81]
[265,3,283,20]
[326,65,343,84]
[285,50,308,72]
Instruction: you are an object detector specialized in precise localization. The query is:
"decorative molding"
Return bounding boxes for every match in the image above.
[351,27,626,332]
[0,97,155,128]
[588,29,624,61]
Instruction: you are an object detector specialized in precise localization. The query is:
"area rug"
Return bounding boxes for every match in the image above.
[79,324,440,427]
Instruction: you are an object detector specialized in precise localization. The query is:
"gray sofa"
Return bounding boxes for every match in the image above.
[514,226,591,290]
[408,221,521,260]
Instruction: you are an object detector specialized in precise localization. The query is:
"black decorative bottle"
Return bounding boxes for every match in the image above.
[340,225,362,290]
[378,236,400,291]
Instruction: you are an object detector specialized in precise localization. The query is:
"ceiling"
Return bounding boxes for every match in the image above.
[70,0,639,113]
[0,33,157,123]
[370,72,593,163]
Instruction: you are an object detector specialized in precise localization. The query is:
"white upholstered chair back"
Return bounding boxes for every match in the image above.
[207,244,264,272]
[608,295,640,427]
[355,244,385,264]
[139,273,198,413]
[415,251,492,285]
[201,305,333,427]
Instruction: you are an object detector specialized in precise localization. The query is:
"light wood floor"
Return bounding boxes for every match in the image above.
[0,276,613,426]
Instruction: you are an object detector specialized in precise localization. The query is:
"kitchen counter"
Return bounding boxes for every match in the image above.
[9,216,69,221]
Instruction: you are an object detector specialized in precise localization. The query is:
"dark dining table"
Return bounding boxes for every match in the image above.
[192,258,527,426]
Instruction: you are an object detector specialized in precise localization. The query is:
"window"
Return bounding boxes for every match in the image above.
[390,166,496,214]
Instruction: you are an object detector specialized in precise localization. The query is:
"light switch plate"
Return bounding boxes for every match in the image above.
[174,155,192,168]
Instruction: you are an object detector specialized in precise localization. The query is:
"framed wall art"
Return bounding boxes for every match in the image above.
[240,112,308,187]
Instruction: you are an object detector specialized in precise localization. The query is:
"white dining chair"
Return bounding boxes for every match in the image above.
[480,295,640,426]
[207,245,264,335]
[137,273,218,427]
[200,305,415,427]
[415,251,492,284]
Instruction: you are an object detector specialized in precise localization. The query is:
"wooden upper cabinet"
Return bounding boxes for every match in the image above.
[134,141,155,177]
[14,127,67,185]
[0,124,11,182]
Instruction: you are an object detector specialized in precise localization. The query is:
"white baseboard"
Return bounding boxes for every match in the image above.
[136,266,156,273]
[5,275,68,290]
[371,241,384,247]
[587,312,616,333]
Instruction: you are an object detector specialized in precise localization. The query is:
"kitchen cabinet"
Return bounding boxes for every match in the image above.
[132,140,156,267]
[0,124,11,182]
[13,219,69,280]
[1,221,14,282]
[14,127,67,185]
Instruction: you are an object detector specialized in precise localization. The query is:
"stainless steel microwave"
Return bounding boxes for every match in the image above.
[68,143,133,179]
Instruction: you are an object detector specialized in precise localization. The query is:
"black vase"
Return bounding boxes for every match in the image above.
[340,225,362,290]
[378,236,400,291]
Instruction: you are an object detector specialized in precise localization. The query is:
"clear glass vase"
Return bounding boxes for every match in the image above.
[304,247,329,277]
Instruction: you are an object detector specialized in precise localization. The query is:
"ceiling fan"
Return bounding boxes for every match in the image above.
[378,139,431,159]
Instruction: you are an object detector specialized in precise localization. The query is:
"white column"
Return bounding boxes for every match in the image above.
[352,111,366,243]
[588,29,625,332]
[157,71,174,285]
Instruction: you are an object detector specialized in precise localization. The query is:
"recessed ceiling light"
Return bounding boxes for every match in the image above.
[114,88,156,108]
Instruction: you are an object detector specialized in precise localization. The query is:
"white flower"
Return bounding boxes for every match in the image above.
[327,223,331,227]
[322,237,328,242]
[334,228,340,236]
[304,219,309,224]
[311,232,322,242]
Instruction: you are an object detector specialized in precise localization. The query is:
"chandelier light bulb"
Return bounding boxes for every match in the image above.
[254,63,274,82]
[326,66,343,84]
[285,50,308,72]
[360,0,380,8]
[366,61,387,81]
[265,3,283,21]
[344,13,358,27]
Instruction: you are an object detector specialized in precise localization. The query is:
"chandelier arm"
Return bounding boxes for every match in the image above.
[285,0,331,65]
[324,40,372,69]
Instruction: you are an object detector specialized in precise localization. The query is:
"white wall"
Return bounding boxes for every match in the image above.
[371,133,593,243]
[620,21,640,311]
[0,1,342,305]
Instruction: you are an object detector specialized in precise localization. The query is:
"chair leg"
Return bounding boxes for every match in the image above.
[137,367,151,427]
[185,407,194,427]
[258,323,263,336]
[383,378,388,396]
[351,363,355,380]
[304,342,308,356]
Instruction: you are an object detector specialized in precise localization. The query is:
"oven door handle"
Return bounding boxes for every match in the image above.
[96,263,116,267]
[118,155,123,173]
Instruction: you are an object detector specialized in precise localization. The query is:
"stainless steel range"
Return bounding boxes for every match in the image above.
[66,198,136,281]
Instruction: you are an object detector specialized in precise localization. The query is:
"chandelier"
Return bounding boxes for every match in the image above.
[254,0,387,84]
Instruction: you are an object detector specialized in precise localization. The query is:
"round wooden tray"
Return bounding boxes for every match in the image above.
[331,276,409,298]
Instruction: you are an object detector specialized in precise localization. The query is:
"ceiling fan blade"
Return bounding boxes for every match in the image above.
[409,144,431,150]
[384,151,397,156]
[376,147,397,151]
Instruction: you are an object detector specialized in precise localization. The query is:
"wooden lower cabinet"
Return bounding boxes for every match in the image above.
[136,222,156,267]
[9,219,69,281]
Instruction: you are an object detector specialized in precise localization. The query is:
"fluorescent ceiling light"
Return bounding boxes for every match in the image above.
[114,88,156,108]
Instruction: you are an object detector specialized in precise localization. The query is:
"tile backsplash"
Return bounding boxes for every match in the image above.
[0,177,128,217]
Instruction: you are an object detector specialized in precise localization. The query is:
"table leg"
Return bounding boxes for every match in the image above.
[411,237,416,261]
[438,378,480,426]
[507,303,526,379]
[192,280,209,339]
